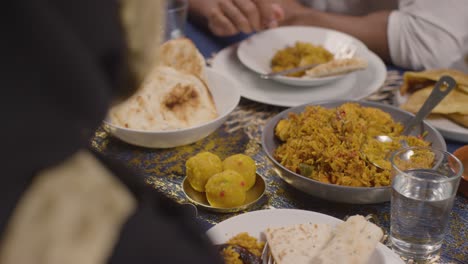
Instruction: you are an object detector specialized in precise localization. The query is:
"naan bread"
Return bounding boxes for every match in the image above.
[305,57,368,78]
[109,66,218,131]
[264,215,383,264]
[400,85,468,115]
[158,38,206,81]
[264,223,333,264]
[311,215,384,264]
[400,68,468,95]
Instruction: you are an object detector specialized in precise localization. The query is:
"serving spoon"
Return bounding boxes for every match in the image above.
[364,75,457,169]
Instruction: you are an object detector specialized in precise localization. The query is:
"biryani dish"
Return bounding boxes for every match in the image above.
[273,103,430,187]
[271,41,334,77]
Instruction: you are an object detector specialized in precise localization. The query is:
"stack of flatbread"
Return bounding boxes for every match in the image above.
[264,215,383,264]
[109,38,218,131]
[399,69,468,128]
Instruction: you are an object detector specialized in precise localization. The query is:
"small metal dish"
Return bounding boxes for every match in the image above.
[182,173,266,213]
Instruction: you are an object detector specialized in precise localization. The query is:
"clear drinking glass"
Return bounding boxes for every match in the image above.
[389,147,463,261]
[165,0,188,40]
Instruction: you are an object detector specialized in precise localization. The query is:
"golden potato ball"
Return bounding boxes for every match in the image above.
[186,152,223,192]
[222,154,257,190]
[205,170,247,208]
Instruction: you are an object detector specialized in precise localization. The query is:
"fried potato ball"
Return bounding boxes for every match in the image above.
[186,152,223,192]
[205,170,247,208]
[222,154,257,190]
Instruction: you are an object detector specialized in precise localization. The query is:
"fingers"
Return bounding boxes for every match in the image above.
[219,0,253,33]
[233,0,261,31]
[208,7,238,36]
[253,0,276,28]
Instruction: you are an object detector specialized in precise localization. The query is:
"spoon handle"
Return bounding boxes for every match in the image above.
[402,75,457,135]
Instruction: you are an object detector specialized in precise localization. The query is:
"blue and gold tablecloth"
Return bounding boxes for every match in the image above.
[92,70,467,263]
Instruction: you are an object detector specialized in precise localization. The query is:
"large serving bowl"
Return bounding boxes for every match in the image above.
[261,100,446,204]
[104,68,240,148]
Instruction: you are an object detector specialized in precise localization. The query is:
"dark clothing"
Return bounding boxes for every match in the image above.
[1,0,222,263]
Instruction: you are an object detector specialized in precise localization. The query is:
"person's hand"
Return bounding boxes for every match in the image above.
[204,0,284,36]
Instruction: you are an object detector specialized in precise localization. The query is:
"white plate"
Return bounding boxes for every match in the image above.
[104,68,240,148]
[237,26,369,87]
[396,93,468,143]
[207,209,404,264]
[211,44,386,107]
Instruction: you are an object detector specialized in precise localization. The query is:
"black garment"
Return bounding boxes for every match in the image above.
[1,0,222,263]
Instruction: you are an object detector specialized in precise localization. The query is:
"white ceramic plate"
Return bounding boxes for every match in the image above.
[237,26,369,87]
[207,209,404,264]
[396,93,468,143]
[211,44,386,107]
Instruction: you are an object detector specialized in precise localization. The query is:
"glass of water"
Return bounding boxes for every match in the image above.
[165,0,188,40]
[389,147,463,261]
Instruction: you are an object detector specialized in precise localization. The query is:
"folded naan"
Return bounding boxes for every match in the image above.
[305,57,368,78]
[400,68,468,95]
[400,85,468,115]
[264,215,383,264]
[158,38,206,81]
[311,215,383,264]
[109,66,217,131]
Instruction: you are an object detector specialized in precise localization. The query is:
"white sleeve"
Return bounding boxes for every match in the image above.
[387,0,468,71]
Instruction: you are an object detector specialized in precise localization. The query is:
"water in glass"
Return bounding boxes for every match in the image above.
[390,169,455,259]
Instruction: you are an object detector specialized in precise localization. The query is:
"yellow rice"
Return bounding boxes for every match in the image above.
[222,232,265,264]
[271,41,333,77]
[274,103,430,187]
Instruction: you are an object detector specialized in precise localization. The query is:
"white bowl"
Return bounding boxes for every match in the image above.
[104,68,240,148]
[237,26,369,87]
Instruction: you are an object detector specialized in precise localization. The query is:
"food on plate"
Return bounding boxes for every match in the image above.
[311,215,383,264]
[399,69,468,128]
[305,57,368,78]
[219,215,383,264]
[274,103,430,187]
[158,37,206,81]
[186,152,223,192]
[222,154,257,190]
[109,38,219,131]
[185,152,258,208]
[218,232,265,264]
[400,69,468,95]
[271,41,334,77]
[264,223,333,264]
[205,170,247,208]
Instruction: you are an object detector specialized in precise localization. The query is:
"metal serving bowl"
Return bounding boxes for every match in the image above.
[182,173,266,213]
[261,100,446,204]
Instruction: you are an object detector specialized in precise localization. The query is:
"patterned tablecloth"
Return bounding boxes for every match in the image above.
[92,70,467,263]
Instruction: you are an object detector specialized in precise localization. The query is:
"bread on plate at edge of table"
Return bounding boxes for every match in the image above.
[109,38,218,131]
[264,215,383,264]
[399,68,468,128]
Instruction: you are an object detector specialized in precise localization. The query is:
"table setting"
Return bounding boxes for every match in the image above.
[93,11,467,264]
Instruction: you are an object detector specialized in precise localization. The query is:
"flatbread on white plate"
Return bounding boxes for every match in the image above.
[312,215,384,264]
[305,57,368,78]
[265,223,333,264]
[264,215,383,264]
[109,66,217,131]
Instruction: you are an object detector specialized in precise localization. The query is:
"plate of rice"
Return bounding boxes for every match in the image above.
[261,100,446,204]
[236,26,369,87]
